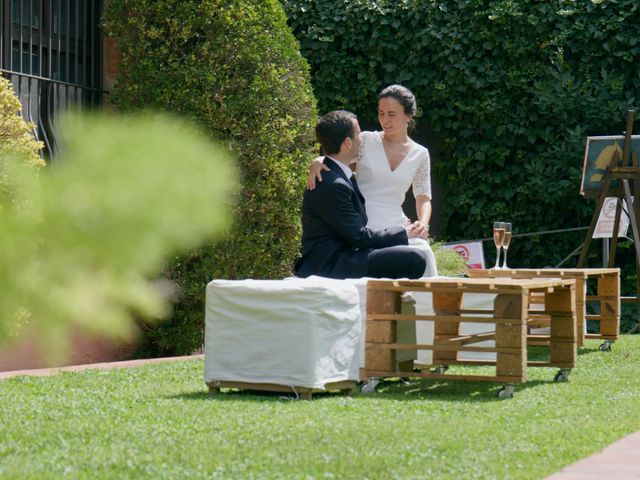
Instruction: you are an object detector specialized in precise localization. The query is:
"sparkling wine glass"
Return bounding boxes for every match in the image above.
[501,223,512,269]
[492,222,505,269]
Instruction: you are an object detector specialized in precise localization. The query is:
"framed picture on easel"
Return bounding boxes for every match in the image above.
[580,135,640,198]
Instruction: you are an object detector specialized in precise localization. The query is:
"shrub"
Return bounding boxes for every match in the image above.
[104,0,317,355]
[0,76,44,208]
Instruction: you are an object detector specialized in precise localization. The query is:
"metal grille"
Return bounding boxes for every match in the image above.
[1,0,103,160]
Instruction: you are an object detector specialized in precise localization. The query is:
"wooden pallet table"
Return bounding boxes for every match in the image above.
[207,380,357,401]
[467,268,620,349]
[363,277,576,399]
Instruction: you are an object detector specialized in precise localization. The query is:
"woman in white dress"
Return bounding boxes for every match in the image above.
[308,85,438,277]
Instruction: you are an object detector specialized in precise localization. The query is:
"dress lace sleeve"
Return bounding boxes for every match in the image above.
[412,147,432,199]
[353,131,371,174]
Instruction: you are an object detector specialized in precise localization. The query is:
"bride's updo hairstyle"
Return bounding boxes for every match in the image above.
[379,84,417,130]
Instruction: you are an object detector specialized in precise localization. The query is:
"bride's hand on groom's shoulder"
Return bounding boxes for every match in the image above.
[307,157,329,190]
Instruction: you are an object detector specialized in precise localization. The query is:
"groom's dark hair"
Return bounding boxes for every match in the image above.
[315,110,357,155]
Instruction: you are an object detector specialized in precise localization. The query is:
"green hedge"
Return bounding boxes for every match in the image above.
[284,0,640,330]
[104,0,317,355]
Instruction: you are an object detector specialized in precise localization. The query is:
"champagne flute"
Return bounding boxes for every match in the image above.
[501,223,512,269]
[492,222,505,269]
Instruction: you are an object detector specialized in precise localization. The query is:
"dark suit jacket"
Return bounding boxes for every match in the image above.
[294,157,408,278]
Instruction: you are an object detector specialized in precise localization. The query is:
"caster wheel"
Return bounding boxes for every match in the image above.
[360,378,379,395]
[497,385,515,400]
[598,341,612,352]
[430,365,449,375]
[553,369,570,382]
[360,383,376,394]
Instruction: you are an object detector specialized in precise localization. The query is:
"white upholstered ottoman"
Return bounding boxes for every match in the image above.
[204,277,362,397]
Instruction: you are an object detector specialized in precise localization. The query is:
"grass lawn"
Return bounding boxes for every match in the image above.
[1,336,639,479]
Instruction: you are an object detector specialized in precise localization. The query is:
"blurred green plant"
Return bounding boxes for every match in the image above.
[0,76,44,209]
[0,113,236,354]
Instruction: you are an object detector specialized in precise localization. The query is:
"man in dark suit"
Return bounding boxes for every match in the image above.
[294,110,427,279]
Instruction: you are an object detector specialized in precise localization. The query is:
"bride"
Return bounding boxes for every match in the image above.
[308,84,438,277]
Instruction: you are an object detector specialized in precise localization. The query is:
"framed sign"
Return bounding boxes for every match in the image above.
[580,135,640,197]
[442,241,485,269]
[593,197,631,239]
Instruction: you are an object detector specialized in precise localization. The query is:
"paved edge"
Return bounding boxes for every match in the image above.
[545,431,640,479]
[0,354,204,380]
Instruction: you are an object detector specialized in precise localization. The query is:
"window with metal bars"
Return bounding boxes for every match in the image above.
[0,0,103,160]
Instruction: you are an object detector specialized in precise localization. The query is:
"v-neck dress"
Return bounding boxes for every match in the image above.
[356,130,438,277]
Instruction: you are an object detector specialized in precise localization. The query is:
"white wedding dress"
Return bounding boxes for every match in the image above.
[356,131,438,277]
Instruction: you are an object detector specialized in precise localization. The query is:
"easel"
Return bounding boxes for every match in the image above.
[577,110,640,332]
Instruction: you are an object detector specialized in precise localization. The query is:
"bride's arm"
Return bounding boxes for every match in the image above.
[307,132,364,190]
[415,195,432,238]
[307,156,328,190]
[411,148,432,238]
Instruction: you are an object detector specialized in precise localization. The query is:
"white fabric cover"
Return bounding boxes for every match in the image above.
[204,278,361,389]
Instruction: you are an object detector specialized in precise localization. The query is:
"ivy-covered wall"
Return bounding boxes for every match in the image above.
[284,0,639,258]
[284,0,640,330]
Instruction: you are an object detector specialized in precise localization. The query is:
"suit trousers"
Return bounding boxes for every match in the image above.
[366,245,427,279]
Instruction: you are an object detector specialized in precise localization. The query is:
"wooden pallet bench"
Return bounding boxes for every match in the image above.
[467,268,620,349]
[363,277,577,398]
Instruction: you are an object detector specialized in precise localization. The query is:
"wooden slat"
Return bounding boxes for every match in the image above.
[432,291,463,364]
[368,285,528,295]
[528,311,573,317]
[206,380,356,395]
[585,295,619,301]
[468,268,619,276]
[414,359,568,368]
[526,334,551,340]
[495,293,527,380]
[585,315,619,321]
[415,359,494,367]
[365,290,399,371]
[527,320,550,328]
[549,287,577,365]
[367,343,522,354]
[368,278,575,291]
[367,314,524,324]
[585,334,617,340]
[447,332,495,345]
[598,273,621,339]
[363,370,524,383]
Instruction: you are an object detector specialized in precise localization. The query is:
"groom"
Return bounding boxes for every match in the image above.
[294,110,426,279]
